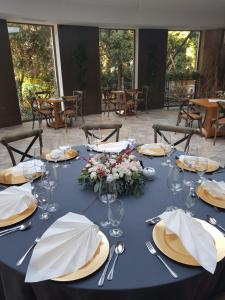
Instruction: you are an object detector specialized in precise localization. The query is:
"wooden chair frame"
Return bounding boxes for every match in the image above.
[152,124,198,152]
[213,101,225,145]
[81,122,122,143]
[0,129,43,166]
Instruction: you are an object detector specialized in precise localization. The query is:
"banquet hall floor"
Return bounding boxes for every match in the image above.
[0,108,225,170]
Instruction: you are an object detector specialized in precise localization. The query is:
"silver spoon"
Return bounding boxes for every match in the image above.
[107,241,125,280]
[206,215,225,234]
[16,237,40,266]
[0,221,31,237]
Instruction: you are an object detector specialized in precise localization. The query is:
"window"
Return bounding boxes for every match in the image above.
[99,29,135,91]
[7,23,58,120]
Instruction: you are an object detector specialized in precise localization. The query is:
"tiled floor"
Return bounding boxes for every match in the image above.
[0,108,224,169]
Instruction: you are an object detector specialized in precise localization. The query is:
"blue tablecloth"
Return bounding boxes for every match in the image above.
[0,146,225,300]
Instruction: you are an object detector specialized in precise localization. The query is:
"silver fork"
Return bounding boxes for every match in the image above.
[145,241,178,278]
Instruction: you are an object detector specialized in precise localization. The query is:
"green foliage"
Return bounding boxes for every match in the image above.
[8,23,57,120]
[167,31,200,80]
[99,29,134,89]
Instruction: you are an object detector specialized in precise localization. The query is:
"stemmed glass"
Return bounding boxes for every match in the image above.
[36,185,51,220]
[160,134,172,166]
[99,177,117,227]
[108,200,125,237]
[23,162,37,191]
[196,157,208,183]
[182,180,196,216]
[42,164,58,212]
[166,165,183,210]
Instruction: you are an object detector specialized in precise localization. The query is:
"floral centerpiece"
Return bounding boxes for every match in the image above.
[78,147,145,196]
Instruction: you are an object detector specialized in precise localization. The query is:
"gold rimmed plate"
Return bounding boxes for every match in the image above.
[0,169,42,185]
[0,200,37,228]
[52,231,109,282]
[137,144,169,157]
[152,219,225,266]
[196,185,225,209]
[45,149,78,162]
[176,159,219,173]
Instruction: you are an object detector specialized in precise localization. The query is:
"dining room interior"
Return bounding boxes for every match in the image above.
[0,0,225,299]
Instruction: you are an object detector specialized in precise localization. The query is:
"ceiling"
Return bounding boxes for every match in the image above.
[1,0,225,29]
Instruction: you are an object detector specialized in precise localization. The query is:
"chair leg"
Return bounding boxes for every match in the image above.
[176,112,181,126]
[213,125,218,146]
[198,119,202,135]
[32,114,35,129]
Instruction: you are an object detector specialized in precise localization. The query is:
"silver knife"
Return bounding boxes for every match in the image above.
[98,244,115,287]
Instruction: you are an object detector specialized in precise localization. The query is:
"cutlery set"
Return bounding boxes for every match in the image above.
[98,241,125,286]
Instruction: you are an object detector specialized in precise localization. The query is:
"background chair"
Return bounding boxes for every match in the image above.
[212,101,225,145]
[62,95,78,131]
[81,122,122,143]
[152,123,198,152]
[28,91,53,129]
[176,99,202,134]
[0,129,43,166]
[72,90,84,122]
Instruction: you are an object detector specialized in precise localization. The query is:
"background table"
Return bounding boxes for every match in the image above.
[0,146,225,300]
[190,98,225,138]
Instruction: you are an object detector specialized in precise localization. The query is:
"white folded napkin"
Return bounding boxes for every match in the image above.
[50,149,63,159]
[89,140,130,153]
[159,209,217,274]
[179,155,219,168]
[25,212,102,282]
[59,145,70,152]
[0,182,34,220]
[10,160,44,176]
[202,180,225,200]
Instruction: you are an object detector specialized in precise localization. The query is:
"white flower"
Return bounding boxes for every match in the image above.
[106,174,114,183]
[113,172,119,180]
[90,171,97,180]
[86,163,91,168]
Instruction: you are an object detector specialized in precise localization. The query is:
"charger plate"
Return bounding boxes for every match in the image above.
[176,159,219,173]
[0,169,42,185]
[137,144,169,156]
[152,219,225,266]
[52,231,109,281]
[196,185,225,209]
[0,200,37,228]
[45,149,78,162]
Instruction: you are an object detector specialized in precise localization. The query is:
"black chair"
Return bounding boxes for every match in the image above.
[0,129,43,166]
[72,90,84,122]
[152,124,198,152]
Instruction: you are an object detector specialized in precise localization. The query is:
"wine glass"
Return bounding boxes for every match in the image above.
[196,157,208,183]
[99,177,117,227]
[36,185,51,220]
[160,134,172,166]
[128,130,136,150]
[42,176,58,212]
[166,165,183,210]
[23,162,36,190]
[182,180,196,216]
[108,200,125,237]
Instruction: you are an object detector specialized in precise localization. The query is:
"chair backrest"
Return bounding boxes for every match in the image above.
[35,91,51,99]
[0,129,43,166]
[81,122,122,143]
[62,96,77,111]
[72,90,84,114]
[218,101,225,116]
[152,124,198,152]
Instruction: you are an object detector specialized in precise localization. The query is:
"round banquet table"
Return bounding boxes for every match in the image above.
[0,146,225,300]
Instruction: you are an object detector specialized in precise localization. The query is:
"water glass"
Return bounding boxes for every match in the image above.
[196,158,208,183]
[160,134,172,166]
[183,180,196,215]
[99,178,117,227]
[36,185,51,220]
[108,200,125,237]
[42,176,58,212]
[166,165,183,210]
